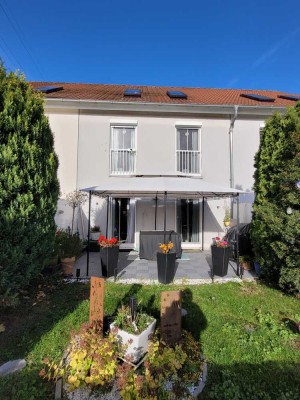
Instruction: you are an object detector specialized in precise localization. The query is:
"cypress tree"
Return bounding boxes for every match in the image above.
[251,103,300,293]
[0,64,59,292]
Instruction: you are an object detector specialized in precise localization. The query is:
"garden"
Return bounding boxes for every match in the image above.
[0,275,300,399]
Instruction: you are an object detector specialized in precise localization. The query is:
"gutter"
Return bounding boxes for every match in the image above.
[229,105,239,189]
[44,97,286,117]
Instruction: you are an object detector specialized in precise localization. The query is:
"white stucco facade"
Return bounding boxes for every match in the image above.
[44,99,279,250]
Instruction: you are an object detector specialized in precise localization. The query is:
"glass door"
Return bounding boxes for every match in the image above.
[176,199,200,242]
[111,198,135,248]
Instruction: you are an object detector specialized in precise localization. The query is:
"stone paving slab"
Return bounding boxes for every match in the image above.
[74,250,256,283]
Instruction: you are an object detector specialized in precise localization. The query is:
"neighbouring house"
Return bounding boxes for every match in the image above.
[30,82,300,250]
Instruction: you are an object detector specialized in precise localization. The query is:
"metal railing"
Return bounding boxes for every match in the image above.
[176,150,200,174]
[110,149,136,174]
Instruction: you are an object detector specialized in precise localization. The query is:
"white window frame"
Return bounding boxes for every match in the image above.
[110,121,137,175]
[175,122,202,176]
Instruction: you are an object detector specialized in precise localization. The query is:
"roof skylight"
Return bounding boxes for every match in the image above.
[278,94,300,101]
[240,93,275,102]
[167,90,188,99]
[34,86,64,94]
[124,89,141,97]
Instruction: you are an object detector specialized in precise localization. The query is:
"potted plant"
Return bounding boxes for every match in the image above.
[116,330,204,399]
[211,236,231,277]
[157,241,176,284]
[90,225,101,241]
[224,207,231,227]
[56,229,83,277]
[110,304,156,363]
[41,323,120,392]
[98,235,120,278]
[239,255,253,271]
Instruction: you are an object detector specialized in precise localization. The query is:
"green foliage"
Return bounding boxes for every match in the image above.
[55,229,83,259]
[1,282,300,398]
[41,323,120,392]
[114,304,154,334]
[0,64,59,293]
[251,103,300,293]
[117,330,202,399]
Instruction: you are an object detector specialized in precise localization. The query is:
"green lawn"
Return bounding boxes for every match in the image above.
[0,277,299,399]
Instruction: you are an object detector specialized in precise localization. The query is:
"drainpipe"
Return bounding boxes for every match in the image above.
[229,105,239,190]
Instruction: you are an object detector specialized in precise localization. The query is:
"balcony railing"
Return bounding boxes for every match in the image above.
[110,149,136,175]
[176,150,200,175]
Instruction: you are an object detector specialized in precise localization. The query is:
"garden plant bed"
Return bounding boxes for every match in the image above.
[0,279,300,399]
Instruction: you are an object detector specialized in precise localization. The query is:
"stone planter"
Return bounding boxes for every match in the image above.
[211,246,230,277]
[100,246,119,278]
[110,319,156,363]
[157,252,177,284]
[61,256,75,277]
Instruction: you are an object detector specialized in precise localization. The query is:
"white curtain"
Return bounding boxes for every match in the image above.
[126,198,136,243]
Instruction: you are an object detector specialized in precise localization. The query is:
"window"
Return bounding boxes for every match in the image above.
[176,199,200,242]
[110,126,136,174]
[167,91,187,99]
[176,128,201,175]
[124,89,141,97]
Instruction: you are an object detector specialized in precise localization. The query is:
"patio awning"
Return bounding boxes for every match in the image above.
[81,176,243,198]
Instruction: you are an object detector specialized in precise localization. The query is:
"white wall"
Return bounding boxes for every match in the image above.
[46,105,266,245]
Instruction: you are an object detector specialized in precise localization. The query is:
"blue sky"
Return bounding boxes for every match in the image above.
[0,0,300,93]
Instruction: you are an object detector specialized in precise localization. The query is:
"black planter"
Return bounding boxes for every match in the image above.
[211,246,230,277]
[100,247,119,277]
[157,252,177,284]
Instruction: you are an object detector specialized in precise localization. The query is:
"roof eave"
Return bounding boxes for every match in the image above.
[44,97,287,116]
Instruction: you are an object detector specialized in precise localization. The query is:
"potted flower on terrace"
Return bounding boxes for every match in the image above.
[157,241,176,284]
[90,225,101,241]
[110,303,156,363]
[211,236,231,277]
[98,235,120,278]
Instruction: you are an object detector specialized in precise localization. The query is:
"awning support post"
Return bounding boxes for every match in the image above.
[202,197,205,251]
[86,190,92,277]
[106,196,109,237]
[154,195,158,231]
[236,194,241,277]
[164,191,167,243]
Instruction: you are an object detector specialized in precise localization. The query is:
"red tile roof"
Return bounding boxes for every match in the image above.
[29,82,300,108]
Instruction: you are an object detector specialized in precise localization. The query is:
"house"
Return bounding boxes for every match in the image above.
[30,82,300,250]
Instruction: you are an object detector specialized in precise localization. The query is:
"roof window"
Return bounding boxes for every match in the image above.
[278,94,300,101]
[240,93,275,102]
[167,90,187,99]
[124,89,141,97]
[34,86,64,94]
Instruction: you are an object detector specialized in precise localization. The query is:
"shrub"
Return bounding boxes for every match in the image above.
[0,64,59,293]
[251,103,300,293]
[56,229,83,259]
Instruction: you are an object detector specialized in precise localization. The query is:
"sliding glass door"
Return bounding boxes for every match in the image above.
[111,198,135,246]
[176,199,200,242]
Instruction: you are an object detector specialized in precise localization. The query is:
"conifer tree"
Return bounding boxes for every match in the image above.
[251,103,300,293]
[0,64,59,292]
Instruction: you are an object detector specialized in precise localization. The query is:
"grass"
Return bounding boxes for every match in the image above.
[0,277,299,399]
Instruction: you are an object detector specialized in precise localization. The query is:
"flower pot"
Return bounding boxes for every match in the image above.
[90,231,100,241]
[61,256,75,277]
[254,262,261,276]
[100,246,119,278]
[110,319,156,363]
[211,246,230,277]
[224,221,230,227]
[157,252,177,284]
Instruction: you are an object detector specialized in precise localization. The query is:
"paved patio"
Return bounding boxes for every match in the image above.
[73,250,256,284]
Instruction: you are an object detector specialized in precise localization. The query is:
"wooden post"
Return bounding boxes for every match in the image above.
[89,277,104,330]
[160,290,182,346]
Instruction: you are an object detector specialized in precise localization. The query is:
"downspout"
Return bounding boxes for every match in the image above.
[229,105,239,190]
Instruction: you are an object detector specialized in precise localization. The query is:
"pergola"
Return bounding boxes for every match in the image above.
[81,176,244,277]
